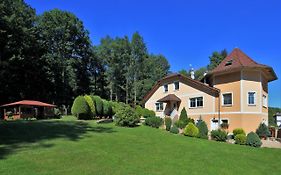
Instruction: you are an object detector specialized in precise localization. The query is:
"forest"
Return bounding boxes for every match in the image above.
[0,0,226,108]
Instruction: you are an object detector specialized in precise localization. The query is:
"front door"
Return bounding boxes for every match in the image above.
[211,119,219,130]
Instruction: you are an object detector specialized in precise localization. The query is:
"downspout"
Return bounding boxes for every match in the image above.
[218,89,221,129]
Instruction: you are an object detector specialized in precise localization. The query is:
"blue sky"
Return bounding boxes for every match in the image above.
[26,0,281,107]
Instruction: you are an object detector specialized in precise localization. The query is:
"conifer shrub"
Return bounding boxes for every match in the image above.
[246,132,262,147]
[196,120,208,139]
[256,123,271,138]
[211,129,227,142]
[235,134,246,145]
[71,96,91,120]
[165,117,172,131]
[91,95,103,116]
[233,128,246,137]
[145,116,163,128]
[102,100,112,117]
[170,125,179,134]
[184,123,199,137]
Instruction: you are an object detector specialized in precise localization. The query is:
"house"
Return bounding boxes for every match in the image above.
[143,48,277,133]
[274,113,281,127]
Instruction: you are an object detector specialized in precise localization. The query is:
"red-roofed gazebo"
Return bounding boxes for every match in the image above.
[1,100,56,120]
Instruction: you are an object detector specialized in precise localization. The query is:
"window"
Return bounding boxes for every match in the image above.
[174,81,179,90]
[263,95,267,108]
[222,93,232,106]
[163,84,168,93]
[225,60,233,66]
[189,97,203,108]
[155,102,163,111]
[248,92,256,105]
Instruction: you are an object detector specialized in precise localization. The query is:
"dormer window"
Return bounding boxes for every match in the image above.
[163,84,168,93]
[225,60,233,66]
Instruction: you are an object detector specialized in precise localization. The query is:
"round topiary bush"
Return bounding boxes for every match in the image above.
[184,123,199,137]
[235,134,246,145]
[91,95,103,116]
[71,96,92,120]
[196,120,208,139]
[114,106,140,127]
[165,117,172,131]
[103,100,112,117]
[246,132,262,147]
[170,125,179,134]
[233,128,246,137]
[84,95,96,117]
[210,129,227,142]
[144,116,163,128]
[256,123,271,139]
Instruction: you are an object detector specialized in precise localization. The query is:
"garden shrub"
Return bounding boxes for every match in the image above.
[233,128,246,137]
[145,116,163,128]
[114,106,140,127]
[71,96,92,120]
[84,95,96,117]
[184,123,199,137]
[102,100,112,117]
[135,105,155,118]
[210,129,227,142]
[178,107,188,127]
[170,125,179,134]
[135,105,143,117]
[256,123,271,138]
[174,120,186,129]
[165,117,172,131]
[196,120,208,139]
[235,134,246,145]
[91,95,103,116]
[110,101,125,115]
[246,132,262,147]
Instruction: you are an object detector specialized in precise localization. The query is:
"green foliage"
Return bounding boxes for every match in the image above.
[211,129,227,142]
[233,128,246,137]
[135,105,155,118]
[177,108,189,129]
[84,95,96,117]
[91,95,103,116]
[71,96,92,120]
[235,134,246,145]
[269,107,281,126]
[170,125,179,134]
[207,49,228,70]
[196,120,208,139]
[145,116,163,128]
[114,106,140,127]
[103,100,112,117]
[165,117,172,131]
[256,123,271,138]
[184,123,199,137]
[246,132,262,148]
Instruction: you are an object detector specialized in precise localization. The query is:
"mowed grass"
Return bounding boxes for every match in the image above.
[0,116,281,175]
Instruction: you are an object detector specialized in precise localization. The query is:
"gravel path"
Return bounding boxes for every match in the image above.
[261,140,281,149]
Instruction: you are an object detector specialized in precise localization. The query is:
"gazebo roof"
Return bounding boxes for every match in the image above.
[0,100,56,107]
[157,94,181,103]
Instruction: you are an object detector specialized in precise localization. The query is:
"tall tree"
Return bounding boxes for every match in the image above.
[207,49,227,70]
[36,9,92,105]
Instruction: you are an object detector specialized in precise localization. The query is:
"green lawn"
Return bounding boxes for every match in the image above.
[0,117,280,175]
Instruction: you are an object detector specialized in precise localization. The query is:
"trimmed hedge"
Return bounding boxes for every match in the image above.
[135,105,155,118]
[114,106,140,127]
[235,134,246,145]
[103,100,112,117]
[165,117,172,131]
[246,132,262,147]
[145,116,163,128]
[170,125,179,134]
[211,129,227,142]
[84,95,96,117]
[91,95,103,116]
[256,123,271,138]
[184,123,199,137]
[196,120,208,139]
[233,128,245,137]
[71,96,92,120]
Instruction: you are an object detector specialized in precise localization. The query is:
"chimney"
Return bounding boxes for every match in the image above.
[203,72,207,84]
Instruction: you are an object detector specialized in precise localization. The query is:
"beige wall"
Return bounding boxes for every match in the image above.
[145,79,216,117]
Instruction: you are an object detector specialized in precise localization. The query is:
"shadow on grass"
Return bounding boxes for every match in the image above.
[0,120,115,159]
